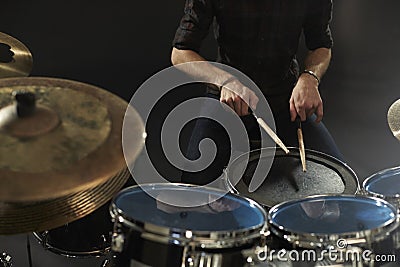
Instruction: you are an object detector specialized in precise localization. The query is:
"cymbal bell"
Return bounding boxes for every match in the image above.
[0,32,33,78]
[388,98,400,140]
[0,168,131,235]
[0,77,145,202]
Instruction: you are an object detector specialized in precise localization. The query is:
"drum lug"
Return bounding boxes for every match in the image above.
[42,230,49,241]
[183,245,223,267]
[111,232,125,253]
[101,259,110,267]
[184,251,222,267]
[358,189,369,196]
[0,252,12,267]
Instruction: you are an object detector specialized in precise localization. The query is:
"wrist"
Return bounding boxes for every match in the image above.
[302,70,320,85]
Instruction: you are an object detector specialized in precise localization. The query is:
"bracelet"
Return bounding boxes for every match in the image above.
[303,70,320,85]
[219,76,237,90]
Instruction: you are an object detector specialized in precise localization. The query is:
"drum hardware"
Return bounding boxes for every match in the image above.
[225,147,360,210]
[108,184,268,267]
[0,32,33,78]
[184,251,223,267]
[0,252,12,267]
[101,259,111,267]
[26,235,33,267]
[388,98,400,141]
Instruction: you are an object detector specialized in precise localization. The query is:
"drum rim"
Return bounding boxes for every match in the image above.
[267,194,399,248]
[225,147,360,208]
[33,231,109,258]
[363,166,400,198]
[109,183,267,248]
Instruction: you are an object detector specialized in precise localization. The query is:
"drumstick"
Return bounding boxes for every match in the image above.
[253,113,290,154]
[297,121,307,172]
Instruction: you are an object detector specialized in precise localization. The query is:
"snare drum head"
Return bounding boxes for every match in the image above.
[364,166,400,197]
[226,148,359,208]
[112,184,266,233]
[269,195,397,235]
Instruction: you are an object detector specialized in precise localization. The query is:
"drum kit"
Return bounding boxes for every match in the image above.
[0,32,400,267]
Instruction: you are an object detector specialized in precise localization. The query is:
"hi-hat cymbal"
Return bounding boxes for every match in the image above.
[0,32,33,78]
[0,77,145,202]
[388,98,400,140]
[0,168,131,235]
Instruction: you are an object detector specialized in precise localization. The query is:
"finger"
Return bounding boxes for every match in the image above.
[289,98,297,122]
[241,99,249,116]
[233,96,242,115]
[225,98,235,111]
[315,103,323,123]
[297,106,307,121]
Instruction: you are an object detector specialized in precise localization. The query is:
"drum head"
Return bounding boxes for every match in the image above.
[269,195,397,235]
[226,148,359,208]
[364,166,400,198]
[111,184,266,233]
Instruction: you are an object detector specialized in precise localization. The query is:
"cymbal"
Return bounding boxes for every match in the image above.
[388,98,400,140]
[0,168,131,235]
[0,32,33,78]
[0,77,145,202]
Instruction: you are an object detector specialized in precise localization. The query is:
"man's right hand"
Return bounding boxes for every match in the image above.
[220,79,259,116]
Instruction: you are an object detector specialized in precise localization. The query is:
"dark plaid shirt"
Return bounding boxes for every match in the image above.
[173,0,333,95]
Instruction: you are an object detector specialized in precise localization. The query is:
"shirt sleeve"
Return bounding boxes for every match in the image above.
[303,0,333,50]
[172,0,214,52]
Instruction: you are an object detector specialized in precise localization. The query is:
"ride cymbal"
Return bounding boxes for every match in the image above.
[388,98,400,140]
[0,32,33,78]
[0,77,145,202]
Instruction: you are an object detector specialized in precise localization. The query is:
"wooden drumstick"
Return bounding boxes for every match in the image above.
[297,121,307,172]
[253,114,290,154]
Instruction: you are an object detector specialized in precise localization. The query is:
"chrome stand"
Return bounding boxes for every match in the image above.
[0,252,12,267]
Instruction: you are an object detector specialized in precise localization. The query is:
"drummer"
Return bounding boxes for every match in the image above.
[171,0,344,185]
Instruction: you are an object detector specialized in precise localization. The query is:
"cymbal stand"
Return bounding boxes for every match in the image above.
[26,235,32,267]
[0,252,12,267]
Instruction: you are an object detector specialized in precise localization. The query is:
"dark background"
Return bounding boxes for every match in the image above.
[1,0,400,266]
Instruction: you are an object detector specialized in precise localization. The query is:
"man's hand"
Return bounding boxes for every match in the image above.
[289,74,323,122]
[220,79,259,116]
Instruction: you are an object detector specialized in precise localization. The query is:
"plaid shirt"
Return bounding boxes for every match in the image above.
[173,0,333,95]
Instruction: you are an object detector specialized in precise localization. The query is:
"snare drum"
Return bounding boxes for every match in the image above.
[268,195,399,266]
[108,184,267,267]
[225,148,360,209]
